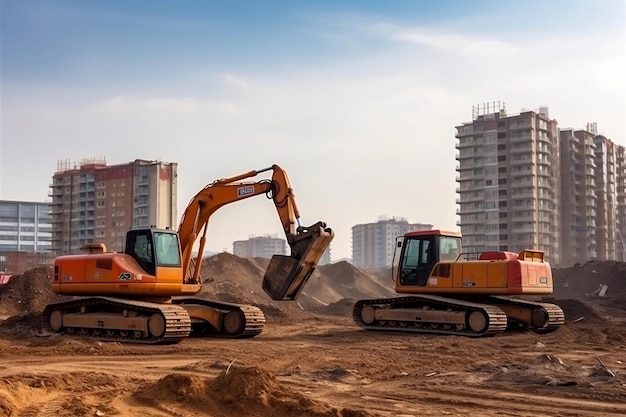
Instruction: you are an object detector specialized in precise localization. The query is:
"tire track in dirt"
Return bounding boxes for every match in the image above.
[284,376,626,417]
[16,386,117,417]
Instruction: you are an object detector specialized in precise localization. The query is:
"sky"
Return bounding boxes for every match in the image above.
[1,0,625,261]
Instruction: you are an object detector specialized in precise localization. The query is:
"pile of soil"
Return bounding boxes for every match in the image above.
[552,260,626,299]
[551,260,626,320]
[136,365,373,417]
[0,267,70,318]
[0,372,121,417]
[196,254,392,317]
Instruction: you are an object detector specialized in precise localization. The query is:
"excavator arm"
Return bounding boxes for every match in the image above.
[177,164,334,300]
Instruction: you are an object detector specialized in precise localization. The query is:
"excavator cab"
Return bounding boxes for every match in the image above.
[125,227,183,277]
[397,231,462,287]
[262,221,334,300]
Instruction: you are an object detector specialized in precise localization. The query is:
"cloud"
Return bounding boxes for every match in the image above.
[390,29,521,57]
[219,73,251,90]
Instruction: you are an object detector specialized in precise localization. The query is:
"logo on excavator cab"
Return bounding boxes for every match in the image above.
[118,272,131,281]
[237,186,254,197]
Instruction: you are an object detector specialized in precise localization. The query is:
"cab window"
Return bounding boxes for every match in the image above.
[154,232,181,266]
[440,236,461,261]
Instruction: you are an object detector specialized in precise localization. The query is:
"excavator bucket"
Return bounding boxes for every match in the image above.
[263,222,334,300]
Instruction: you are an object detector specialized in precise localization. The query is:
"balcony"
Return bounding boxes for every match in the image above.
[510,157,533,166]
[511,191,536,200]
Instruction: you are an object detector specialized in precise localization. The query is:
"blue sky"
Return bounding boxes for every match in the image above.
[1,0,625,260]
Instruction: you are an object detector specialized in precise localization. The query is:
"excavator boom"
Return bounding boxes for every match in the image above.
[177,164,334,299]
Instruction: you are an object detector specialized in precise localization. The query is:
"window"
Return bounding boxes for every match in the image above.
[401,239,419,270]
[440,236,461,261]
[154,232,181,266]
[421,240,431,264]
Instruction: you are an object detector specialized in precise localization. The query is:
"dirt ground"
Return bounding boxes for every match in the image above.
[0,256,625,417]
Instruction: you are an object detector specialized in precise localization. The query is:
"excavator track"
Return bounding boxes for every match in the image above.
[488,296,565,334]
[353,295,508,337]
[173,297,266,338]
[41,297,192,344]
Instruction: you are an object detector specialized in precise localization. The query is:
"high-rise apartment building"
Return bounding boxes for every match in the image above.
[233,235,287,259]
[232,234,332,265]
[352,216,433,270]
[559,127,598,266]
[50,158,178,255]
[455,103,560,263]
[558,124,626,264]
[0,200,53,273]
[593,135,622,261]
[617,147,626,261]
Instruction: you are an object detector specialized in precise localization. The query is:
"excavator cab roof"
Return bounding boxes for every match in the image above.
[404,229,461,238]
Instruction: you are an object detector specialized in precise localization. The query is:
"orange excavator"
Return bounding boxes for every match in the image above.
[42,164,334,343]
[353,230,564,337]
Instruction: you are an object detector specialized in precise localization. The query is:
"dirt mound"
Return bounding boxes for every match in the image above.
[317,261,395,298]
[212,365,371,417]
[310,298,356,316]
[0,372,121,417]
[201,253,267,285]
[550,299,605,323]
[138,373,206,404]
[553,260,626,299]
[136,365,375,417]
[197,254,393,318]
[0,267,70,317]
[297,262,395,313]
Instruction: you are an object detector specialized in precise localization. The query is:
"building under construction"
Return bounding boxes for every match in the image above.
[49,158,178,255]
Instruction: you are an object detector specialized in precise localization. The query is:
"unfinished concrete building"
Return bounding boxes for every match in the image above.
[593,135,622,261]
[558,127,598,266]
[50,158,178,255]
[455,102,560,264]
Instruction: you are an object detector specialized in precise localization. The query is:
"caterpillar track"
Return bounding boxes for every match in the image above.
[41,296,267,344]
[353,295,509,337]
[353,295,565,337]
[487,296,565,334]
[42,297,192,344]
[172,297,266,338]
